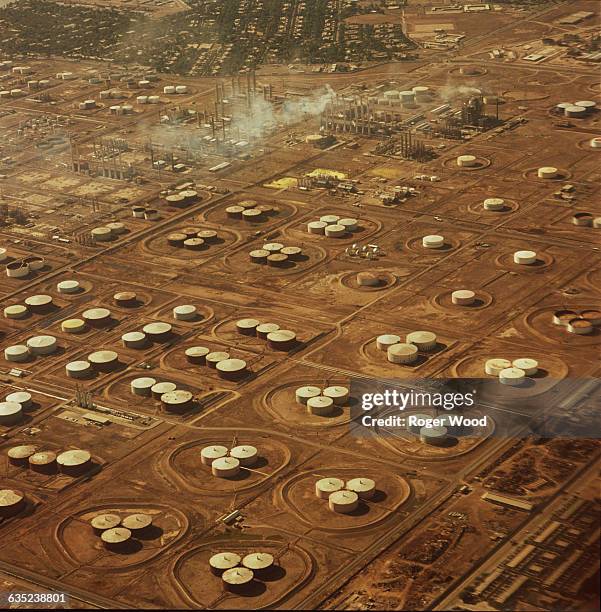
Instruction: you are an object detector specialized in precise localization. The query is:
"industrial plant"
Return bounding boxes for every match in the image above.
[0,0,598,611]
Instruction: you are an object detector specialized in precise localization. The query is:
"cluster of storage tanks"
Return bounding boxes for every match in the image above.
[163,85,189,95]
[130,376,196,411]
[182,343,249,381]
[484,357,540,386]
[90,222,128,242]
[1,248,45,278]
[90,511,154,551]
[209,551,277,592]
[136,95,161,104]
[200,443,259,478]
[131,205,160,220]
[4,334,59,363]
[7,443,92,476]
[4,291,57,321]
[236,317,297,350]
[0,88,27,99]
[295,384,349,416]
[163,189,199,207]
[122,321,173,349]
[552,308,601,336]
[0,391,34,426]
[226,199,276,222]
[248,242,303,266]
[108,104,135,115]
[65,349,122,380]
[307,214,358,238]
[372,85,432,108]
[555,100,596,118]
[166,226,217,250]
[375,331,438,365]
[315,476,377,513]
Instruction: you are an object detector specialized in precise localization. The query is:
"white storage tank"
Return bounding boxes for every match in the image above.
[513,250,537,265]
[4,345,29,362]
[131,377,156,397]
[328,490,359,513]
[66,360,92,379]
[537,166,557,179]
[346,477,376,499]
[0,402,23,426]
[229,445,258,467]
[26,335,58,356]
[406,331,437,351]
[484,358,511,376]
[211,456,240,478]
[457,155,477,167]
[499,367,525,386]
[387,343,419,364]
[201,445,228,466]
[315,477,344,500]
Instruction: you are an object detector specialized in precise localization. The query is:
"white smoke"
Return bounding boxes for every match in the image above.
[232,84,335,140]
[142,84,336,151]
[438,84,482,102]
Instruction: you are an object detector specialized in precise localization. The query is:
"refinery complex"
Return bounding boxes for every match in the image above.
[0,0,599,610]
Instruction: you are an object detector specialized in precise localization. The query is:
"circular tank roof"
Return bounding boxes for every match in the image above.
[185,346,210,357]
[101,527,131,544]
[0,402,22,418]
[242,552,274,570]
[256,323,280,335]
[57,280,80,292]
[406,331,436,344]
[212,456,240,470]
[216,358,247,373]
[236,318,260,330]
[0,489,24,507]
[29,451,56,466]
[142,322,172,335]
[91,513,121,530]
[206,351,230,363]
[210,552,241,570]
[346,477,376,493]
[6,391,32,405]
[151,382,176,394]
[201,445,228,460]
[122,513,152,530]
[161,390,193,405]
[222,567,254,585]
[57,449,91,466]
[420,425,448,438]
[66,360,91,373]
[329,490,358,504]
[229,445,257,460]
[114,291,136,302]
[316,477,345,493]
[7,445,37,460]
[24,294,52,307]
[26,335,56,349]
[266,330,296,343]
[83,308,111,320]
[88,350,118,364]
